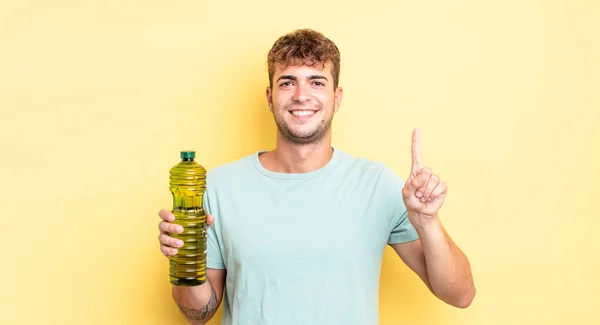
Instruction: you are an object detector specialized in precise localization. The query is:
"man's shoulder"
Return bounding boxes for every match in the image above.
[206,151,257,185]
[336,148,397,177]
[335,148,407,192]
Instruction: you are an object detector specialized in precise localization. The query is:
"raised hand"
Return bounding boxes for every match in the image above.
[402,128,447,221]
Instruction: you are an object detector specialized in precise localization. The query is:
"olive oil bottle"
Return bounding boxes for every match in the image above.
[168,151,207,286]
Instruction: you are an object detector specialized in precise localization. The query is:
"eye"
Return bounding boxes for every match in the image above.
[312,81,326,87]
[279,81,293,87]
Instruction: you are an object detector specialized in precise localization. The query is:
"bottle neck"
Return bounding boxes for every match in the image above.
[182,158,193,162]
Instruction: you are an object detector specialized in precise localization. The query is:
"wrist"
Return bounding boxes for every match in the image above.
[172,280,213,307]
[408,211,441,232]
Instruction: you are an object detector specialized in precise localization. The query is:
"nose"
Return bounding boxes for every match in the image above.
[292,83,310,102]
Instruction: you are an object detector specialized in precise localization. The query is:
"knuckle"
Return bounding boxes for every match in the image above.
[159,234,169,245]
[158,235,167,246]
[172,238,182,247]
[159,209,173,221]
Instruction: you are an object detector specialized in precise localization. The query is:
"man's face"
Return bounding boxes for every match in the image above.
[266,62,343,145]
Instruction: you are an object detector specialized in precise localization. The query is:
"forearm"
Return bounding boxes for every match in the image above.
[412,214,475,308]
[172,280,219,325]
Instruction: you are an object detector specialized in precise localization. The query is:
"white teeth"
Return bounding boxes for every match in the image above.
[291,110,315,116]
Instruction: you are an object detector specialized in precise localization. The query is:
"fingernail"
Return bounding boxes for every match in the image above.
[178,240,184,247]
[415,191,422,197]
[420,197,427,202]
[171,248,178,255]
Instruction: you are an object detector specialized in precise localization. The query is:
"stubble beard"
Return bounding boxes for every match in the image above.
[274,103,333,145]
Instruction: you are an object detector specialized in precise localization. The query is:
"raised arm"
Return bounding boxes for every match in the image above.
[393,129,475,308]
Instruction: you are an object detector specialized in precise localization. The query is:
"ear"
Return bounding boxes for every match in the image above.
[333,86,343,113]
[266,86,273,112]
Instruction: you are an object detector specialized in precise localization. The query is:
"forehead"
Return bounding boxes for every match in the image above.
[274,62,333,78]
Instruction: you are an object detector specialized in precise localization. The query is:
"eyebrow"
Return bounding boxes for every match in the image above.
[276,75,329,82]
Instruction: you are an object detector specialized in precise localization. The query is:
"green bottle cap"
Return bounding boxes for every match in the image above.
[180,151,195,159]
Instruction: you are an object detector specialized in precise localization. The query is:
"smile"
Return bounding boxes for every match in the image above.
[290,110,317,117]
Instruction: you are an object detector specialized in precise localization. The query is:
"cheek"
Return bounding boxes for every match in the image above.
[323,97,336,110]
[274,93,292,105]
[313,92,333,105]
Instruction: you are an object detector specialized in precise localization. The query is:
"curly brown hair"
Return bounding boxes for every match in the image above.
[267,29,341,89]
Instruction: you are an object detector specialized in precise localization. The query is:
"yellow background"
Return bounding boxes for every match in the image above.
[1,1,598,324]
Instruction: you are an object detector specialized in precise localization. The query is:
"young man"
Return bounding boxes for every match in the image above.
[158,29,475,325]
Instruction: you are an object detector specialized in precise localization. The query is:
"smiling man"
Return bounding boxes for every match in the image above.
[268,62,342,147]
[157,29,476,325]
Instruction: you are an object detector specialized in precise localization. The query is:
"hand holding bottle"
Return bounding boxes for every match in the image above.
[158,209,215,257]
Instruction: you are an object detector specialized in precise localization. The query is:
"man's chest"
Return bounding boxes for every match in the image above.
[217,188,390,269]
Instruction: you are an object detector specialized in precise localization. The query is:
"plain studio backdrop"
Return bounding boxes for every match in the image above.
[1,1,598,324]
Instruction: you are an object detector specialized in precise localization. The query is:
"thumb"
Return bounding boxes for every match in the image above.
[403,168,430,194]
[206,213,215,227]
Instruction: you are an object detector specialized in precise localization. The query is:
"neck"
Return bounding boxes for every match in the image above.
[260,133,334,173]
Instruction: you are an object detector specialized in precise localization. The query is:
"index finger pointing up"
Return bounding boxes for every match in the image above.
[411,128,422,170]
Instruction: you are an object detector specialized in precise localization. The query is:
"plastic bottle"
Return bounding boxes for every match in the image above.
[168,151,207,286]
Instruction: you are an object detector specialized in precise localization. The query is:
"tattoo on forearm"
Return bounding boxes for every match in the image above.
[178,283,219,321]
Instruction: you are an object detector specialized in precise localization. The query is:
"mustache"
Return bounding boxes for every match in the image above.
[284,103,323,111]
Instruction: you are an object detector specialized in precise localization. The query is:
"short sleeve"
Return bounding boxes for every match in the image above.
[203,190,226,270]
[388,209,418,245]
[381,166,419,245]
